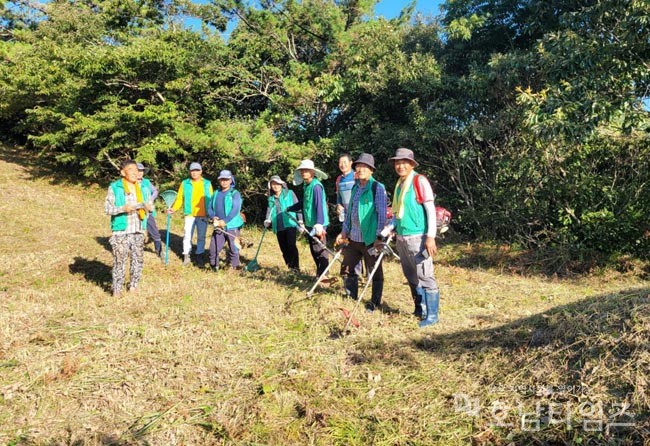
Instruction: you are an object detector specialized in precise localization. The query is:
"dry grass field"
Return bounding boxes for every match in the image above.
[0,147,648,445]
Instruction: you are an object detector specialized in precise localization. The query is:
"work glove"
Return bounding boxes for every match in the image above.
[379,224,394,239]
[263,219,271,228]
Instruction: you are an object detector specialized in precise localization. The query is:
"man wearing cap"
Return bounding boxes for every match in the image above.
[288,159,331,279]
[168,162,213,266]
[136,163,163,258]
[335,153,388,312]
[381,148,440,327]
[105,159,154,296]
[208,170,244,270]
[264,175,301,271]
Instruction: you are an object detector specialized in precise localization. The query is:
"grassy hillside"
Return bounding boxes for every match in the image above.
[0,147,648,445]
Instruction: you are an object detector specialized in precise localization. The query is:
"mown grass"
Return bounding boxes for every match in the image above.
[0,146,648,445]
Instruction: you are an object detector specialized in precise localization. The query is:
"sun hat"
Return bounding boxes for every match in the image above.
[352,153,376,171]
[269,175,286,185]
[388,148,419,166]
[189,162,202,171]
[293,159,328,185]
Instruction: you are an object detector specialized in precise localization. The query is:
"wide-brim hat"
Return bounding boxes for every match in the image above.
[268,175,287,191]
[388,147,419,166]
[352,153,376,171]
[293,159,328,185]
[269,175,286,185]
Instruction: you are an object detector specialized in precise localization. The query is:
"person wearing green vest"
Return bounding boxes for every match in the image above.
[136,162,162,258]
[288,159,331,280]
[104,159,154,297]
[380,148,440,328]
[335,153,388,312]
[264,175,301,271]
[168,162,213,267]
[208,170,244,270]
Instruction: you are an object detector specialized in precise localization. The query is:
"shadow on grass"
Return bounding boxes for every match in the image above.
[438,240,650,281]
[68,257,112,292]
[398,287,648,445]
[94,232,186,260]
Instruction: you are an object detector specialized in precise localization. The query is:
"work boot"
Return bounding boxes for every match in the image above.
[183,254,191,266]
[344,276,358,300]
[419,289,439,328]
[412,286,427,320]
[196,253,206,268]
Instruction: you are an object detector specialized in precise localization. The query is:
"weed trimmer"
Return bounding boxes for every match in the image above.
[159,190,178,266]
[283,212,342,262]
[245,227,267,272]
[306,244,345,297]
[341,234,397,333]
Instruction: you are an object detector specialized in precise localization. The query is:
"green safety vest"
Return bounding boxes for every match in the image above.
[303,178,329,228]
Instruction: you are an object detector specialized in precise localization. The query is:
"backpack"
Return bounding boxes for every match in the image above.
[413,174,452,234]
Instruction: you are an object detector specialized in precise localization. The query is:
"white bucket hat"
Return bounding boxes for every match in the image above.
[292,159,328,185]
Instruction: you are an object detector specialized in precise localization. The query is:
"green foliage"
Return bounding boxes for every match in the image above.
[1,0,649,260]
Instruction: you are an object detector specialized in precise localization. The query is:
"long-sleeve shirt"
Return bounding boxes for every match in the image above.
[104,184,150,234]
[171,179,213,217]
[209,189,242,223]
[265,190,301,231]
[386,175,437,237]
[343,181,388,243]
[287,183,327,227]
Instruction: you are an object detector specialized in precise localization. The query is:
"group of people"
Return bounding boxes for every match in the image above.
[104,148,441,327]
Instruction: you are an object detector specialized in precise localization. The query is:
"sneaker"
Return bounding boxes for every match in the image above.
[183,254,191,266]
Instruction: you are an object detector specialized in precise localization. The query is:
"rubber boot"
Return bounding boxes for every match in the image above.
[183,254,191,266]
[366,280,383,312]
[344,276,358,300]
[419,289,439,328]
[411,286,427,320]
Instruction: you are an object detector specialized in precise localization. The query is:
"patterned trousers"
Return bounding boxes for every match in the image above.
[109,233,145,293]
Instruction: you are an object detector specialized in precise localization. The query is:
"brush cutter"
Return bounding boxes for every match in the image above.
[245,227,267,272]
[283,212,342,262]
[342,234,395,333]
[159,190,178,266]
[306,244,346,298]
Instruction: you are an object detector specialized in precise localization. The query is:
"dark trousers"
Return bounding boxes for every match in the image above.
[307,231,330,277]
[277,228,299,271]
[209,227,241,268]
[341,240,384,282]
[147,215,161,242]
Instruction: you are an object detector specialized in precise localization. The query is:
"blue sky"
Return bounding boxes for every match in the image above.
[375,0,445,19]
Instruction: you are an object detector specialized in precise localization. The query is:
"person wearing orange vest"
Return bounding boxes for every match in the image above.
[168,162,213,267]
[381,148,440,328]
[104,159,154,297]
